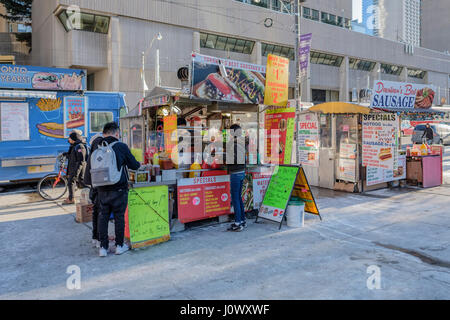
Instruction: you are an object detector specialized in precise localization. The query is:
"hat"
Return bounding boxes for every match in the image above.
[69,131,82,142]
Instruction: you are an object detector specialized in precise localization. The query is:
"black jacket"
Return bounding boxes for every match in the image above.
[97,136,141,192]
[83,135,104,187]
[227,136,248,174]
[422,127,434,140]
[65,140,87,179]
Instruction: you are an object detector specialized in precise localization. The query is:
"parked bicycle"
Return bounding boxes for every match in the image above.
[37,154,68,200]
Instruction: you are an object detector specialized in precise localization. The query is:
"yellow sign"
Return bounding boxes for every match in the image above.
[163,115,178,162]
[292,167,320,216]
[264,54,289,107]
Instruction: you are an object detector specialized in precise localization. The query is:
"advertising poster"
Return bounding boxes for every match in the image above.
[337,143,357,182]
[362,113,399,170]
[264,107,296,164]
[298,113,320,167]
[191,53,266,104]
[264,54,289,107]
[0,102,29,141]
[299,33,313,79]
[127,186,170,249]
[370,80,436,110]
[177,175,231,224]
[252,172,272,210]
[163,114,178,160]
[0,64,86,91]
[63,96,87,138]
[366,153,406,186]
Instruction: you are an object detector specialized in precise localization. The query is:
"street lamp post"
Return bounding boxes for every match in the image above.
[141,32,163,98]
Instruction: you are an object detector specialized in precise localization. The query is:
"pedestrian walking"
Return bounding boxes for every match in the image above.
[91,122,140,257]
[227,124,248,232]
[83,132,104,248]
[62,131,87,205]
[422,123,435,145]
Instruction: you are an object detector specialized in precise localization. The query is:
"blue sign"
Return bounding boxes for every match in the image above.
[0,64,86,91]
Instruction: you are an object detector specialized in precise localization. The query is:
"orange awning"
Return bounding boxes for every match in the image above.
[308,102,371,114]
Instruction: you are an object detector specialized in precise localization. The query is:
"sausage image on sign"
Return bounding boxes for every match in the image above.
[378,148,392,161]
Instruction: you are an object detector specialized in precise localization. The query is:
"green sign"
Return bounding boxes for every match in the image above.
[259,165,299,223]
[284,115,296,164]
[128,186,170,248]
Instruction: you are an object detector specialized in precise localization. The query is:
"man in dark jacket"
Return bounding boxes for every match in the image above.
[96,122,141,257]
[422,123,435,145]
[62,131,87,205]
[83,133,104,248]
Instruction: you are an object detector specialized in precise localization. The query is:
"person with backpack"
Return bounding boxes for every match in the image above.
[83,132,104,248]
[90,122,140,257]
[62,131,87,205]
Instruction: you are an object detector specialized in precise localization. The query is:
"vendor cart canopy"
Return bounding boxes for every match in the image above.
[308,102,371,114]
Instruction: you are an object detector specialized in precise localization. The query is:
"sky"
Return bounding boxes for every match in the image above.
[352,0,363,23]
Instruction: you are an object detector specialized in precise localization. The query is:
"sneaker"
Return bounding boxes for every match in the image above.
[232,224,244,232]
[241,221,247,228]
[99,247,108,257]
[227,222,240,231]
[92,239,100,248]
[115,244,130,255]
[62,198,75,205]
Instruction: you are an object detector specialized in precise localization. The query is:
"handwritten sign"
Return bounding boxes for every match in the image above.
[362,113,399,170]
[291,167,320,216]
[264,54,289,107]
[127,186,170,249]
[298,113,320,167]
[259,166,299,223]
[0,102,29,141]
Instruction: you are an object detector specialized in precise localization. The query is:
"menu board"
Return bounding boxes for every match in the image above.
[298,113,320,167]
[127,186,170,249]
[259,166,299,223]
[366,153,406,186]
[362,113,399,170]
[177,175,231,224]
[292,166,320,216]
[252,172,272,210]
[0,102,29,141]
[63,96,87,137]
[264,107,296,164]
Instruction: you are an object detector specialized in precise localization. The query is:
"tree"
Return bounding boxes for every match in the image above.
[0,0,32,50]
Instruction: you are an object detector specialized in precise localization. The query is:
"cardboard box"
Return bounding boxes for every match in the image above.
[76,203,93,223]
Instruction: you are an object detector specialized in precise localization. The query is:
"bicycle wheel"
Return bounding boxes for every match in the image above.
[38,174,68,200]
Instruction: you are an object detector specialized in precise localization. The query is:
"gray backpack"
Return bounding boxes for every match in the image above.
[90,141,123,187]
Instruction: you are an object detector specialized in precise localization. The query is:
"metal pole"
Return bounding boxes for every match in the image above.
[294,0,300,107]
[142,51,145,98]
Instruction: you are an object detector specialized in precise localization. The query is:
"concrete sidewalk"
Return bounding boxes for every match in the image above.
[0,184,449,299]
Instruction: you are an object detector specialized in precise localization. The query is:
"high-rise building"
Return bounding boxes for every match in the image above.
[360,0,421,46]
[421,0,450,53]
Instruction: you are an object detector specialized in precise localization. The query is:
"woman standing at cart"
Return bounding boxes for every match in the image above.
[227,124,248,232]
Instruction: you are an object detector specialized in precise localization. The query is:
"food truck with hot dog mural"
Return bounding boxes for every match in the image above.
[0,64,127,183]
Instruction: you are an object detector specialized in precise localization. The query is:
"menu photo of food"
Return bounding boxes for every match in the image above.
[414,87,435,109]
[192,62,265,104]
[378,147,393,161]
[393,166,404,178]
[32,72,85,91]
[66,109,85,129]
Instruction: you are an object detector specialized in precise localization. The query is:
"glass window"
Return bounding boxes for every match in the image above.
[408,69,426,79]
[312,9,319,21]
[94,15,109,34]
[215,36,227,50]
[205,34,217,49]
[200,33,207,47]
[303,7,311,19]
[337,16,343,27]
[380,63,403,76]
[225,37,237,51]
[234,39,246,53]
[310,51,343,67]
[243,40,254,54]
[90,112,113,133]
[79,13,95,32]
[321,12,327,22]
[329,14,336,25]
[58,11,71,31]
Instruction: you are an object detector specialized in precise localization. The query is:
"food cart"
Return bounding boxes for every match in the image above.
[121,53,270,247]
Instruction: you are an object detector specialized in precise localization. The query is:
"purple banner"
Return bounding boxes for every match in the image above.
[299,33,312,78]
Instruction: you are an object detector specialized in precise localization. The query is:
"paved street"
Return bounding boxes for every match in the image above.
[0,148,449,300]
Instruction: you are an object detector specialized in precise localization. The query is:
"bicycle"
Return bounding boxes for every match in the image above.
[37,154,69,200]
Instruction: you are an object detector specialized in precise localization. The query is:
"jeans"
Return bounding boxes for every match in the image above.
[98,189,128,250]
[67,175,78,201]
[230,172,245,224]
[89,187,99,240]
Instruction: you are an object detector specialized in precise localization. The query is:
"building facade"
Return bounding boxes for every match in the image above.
[421,0,450,53]
[32,0,450,108]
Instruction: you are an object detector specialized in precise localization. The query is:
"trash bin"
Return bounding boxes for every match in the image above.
[286,197,304,228]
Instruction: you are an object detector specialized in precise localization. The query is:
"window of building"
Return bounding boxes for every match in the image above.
[303,7,311,19]
[262,43,294,60]
[200,33,255,54]
[321,12,328,23]
[87,73,95,91]
[311,9,319,21]
[349,58,375,71]
[310,51,343,67]
[57,9,110,34]
[90,111,113,133]
[380,63,403,76]
[337,16,343,27]
[408,68,426,79]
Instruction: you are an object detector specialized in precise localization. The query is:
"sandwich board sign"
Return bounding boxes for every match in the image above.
[126,186,170,249]
[256,165,321,229]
